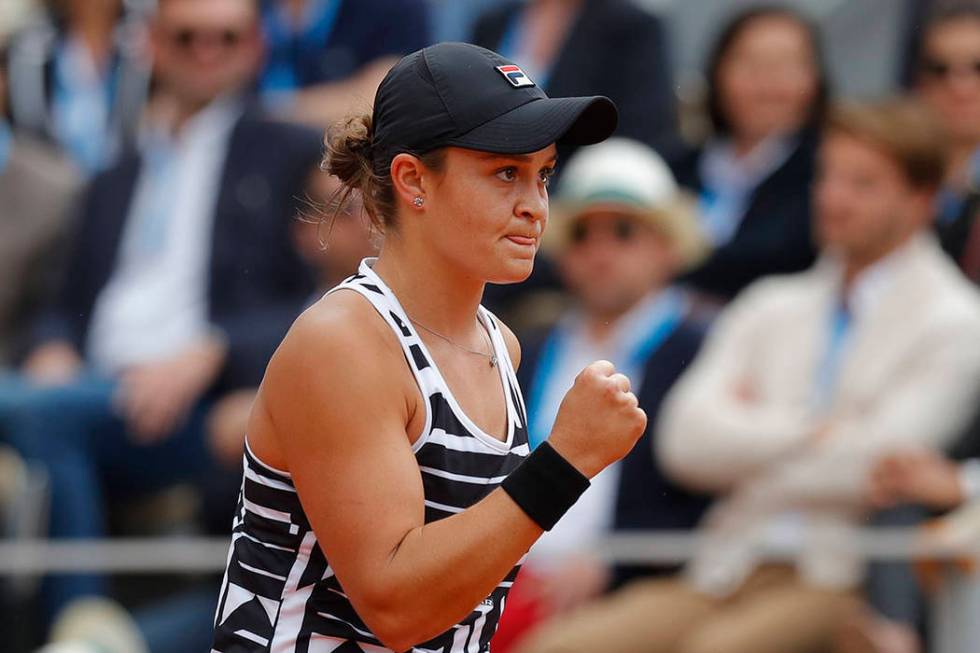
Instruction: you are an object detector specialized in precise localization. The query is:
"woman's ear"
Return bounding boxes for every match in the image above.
[390,153,427,210]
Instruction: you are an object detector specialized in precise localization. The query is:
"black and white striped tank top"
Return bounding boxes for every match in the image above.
[213,258,530,653]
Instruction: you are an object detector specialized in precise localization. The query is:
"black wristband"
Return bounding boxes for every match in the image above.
[501,441,591,531]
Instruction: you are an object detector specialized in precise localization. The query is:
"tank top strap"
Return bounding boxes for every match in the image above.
[326,258,443,408]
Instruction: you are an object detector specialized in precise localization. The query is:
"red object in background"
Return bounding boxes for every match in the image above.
[491,569,549,653]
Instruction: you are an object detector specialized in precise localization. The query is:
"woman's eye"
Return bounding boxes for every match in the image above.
[540,168,556,186]
[496,167,517,182]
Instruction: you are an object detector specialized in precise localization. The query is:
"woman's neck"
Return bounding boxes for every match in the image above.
[372,237,486,342]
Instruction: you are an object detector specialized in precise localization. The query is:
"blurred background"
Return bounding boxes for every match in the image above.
[0,0,979,652]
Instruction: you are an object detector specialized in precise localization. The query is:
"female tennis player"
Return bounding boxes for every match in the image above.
[212,42,646,653]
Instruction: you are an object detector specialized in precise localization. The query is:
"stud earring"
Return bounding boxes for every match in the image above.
[413,196,425,208]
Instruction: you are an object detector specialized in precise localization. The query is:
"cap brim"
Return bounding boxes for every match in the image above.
[447,96,618,154]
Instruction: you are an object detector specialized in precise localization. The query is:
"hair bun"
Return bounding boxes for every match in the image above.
[323,114,375,190]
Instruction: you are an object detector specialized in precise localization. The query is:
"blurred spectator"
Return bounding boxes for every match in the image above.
[1,0,321,638]
[429,0,499,42]
[914,0,980,284]
[258,0,430,127]
[293,168,380,295]
[837,402,980,653]
[493,139,712,652]
[839,7,980,648]
[869,401,980,521]
[0,41,80,367]
[514,99,980,653]
[470,0,678,156]
[205,171,379,474]
[5,0,151,174]
[671,5,826,303]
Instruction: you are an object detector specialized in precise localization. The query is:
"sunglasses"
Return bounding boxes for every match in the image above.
[569,217,639,245]
[920,58,980,81]
[168,27,246,51]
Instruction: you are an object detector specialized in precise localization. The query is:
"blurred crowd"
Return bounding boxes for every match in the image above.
[0,0,978,652]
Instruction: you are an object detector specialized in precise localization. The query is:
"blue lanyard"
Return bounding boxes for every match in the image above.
[812,301,851,412]
[261,0,343,94]
[52,39,120,172]
[526,293,687,450]
[0,121,12,173]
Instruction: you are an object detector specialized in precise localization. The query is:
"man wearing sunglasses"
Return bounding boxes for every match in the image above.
[6,0,322,648]
[518,101,980,653]
[916,0,980,284]
[495,138,713,652]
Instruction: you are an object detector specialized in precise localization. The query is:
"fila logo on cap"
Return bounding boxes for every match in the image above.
[496,64,535,88]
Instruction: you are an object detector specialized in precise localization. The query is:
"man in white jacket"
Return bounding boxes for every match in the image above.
[517,100,980,653]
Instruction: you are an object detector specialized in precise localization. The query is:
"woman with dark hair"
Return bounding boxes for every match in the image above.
[5,0,150,173]
[672,5,828,302]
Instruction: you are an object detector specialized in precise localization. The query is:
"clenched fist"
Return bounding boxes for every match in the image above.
[548,360,647,478]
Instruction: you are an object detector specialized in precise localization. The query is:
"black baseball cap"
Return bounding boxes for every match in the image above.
[370,42,618,171]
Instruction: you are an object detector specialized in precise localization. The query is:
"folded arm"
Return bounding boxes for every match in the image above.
[657,284,814,491]
[746,320,980,510]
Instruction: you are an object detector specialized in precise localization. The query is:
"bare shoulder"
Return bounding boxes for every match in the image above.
[260,290,414,448]
[494,317,522,371]
[271,292,392,378]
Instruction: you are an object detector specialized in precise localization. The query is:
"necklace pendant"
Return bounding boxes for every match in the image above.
[490,353,498,368]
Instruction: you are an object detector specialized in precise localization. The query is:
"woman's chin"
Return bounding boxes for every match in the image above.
[488,257,536,285]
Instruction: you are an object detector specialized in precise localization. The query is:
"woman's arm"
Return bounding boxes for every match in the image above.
[261,297,644,651]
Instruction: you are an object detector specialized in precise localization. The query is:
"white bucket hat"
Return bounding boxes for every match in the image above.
[548,138,709,271]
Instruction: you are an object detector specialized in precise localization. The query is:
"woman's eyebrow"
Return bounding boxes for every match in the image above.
[477,153,559,165]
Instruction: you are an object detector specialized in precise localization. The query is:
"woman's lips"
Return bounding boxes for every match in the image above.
[506,235,537,247]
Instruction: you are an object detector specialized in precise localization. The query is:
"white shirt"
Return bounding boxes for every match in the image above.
[697,136,795,247]
[85,97,242,374]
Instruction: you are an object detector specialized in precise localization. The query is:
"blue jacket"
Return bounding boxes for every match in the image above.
[31,110,322,393]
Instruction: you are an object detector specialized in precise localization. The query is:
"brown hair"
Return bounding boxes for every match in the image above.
[705,4,829,137]
[824,99,948,191]
[922,0,980,42]
[322,112,446,233]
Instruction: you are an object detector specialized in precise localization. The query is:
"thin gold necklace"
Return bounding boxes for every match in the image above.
[406,314,498,368]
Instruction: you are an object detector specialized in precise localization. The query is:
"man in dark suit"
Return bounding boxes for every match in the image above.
[2,0,321,627]
[493,138,712,653]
